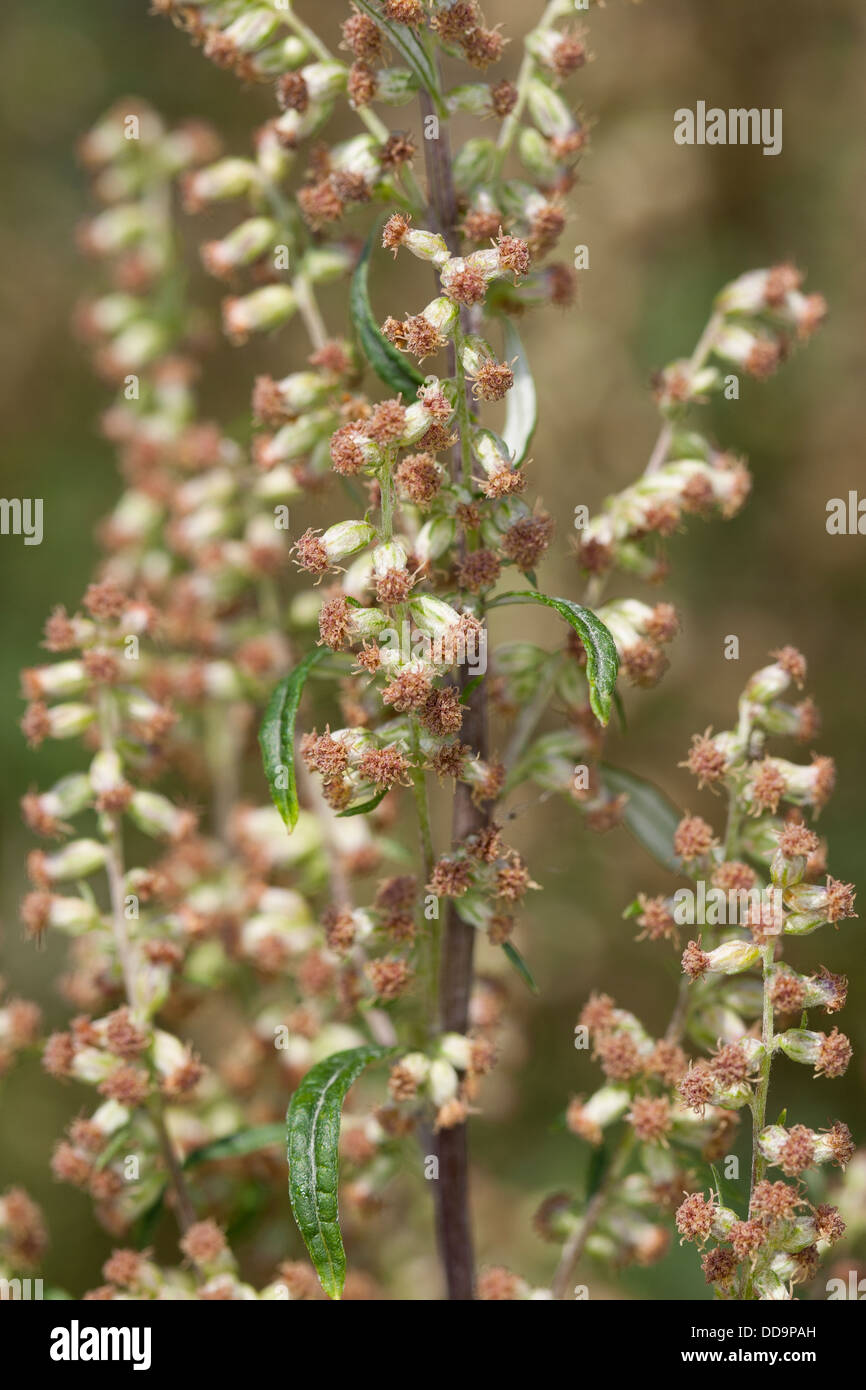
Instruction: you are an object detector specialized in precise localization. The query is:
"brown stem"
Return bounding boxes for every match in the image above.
[419,75,482,1302]
[435,672,486,1300]
[418,90,459,255]
[154,1104,197,1233]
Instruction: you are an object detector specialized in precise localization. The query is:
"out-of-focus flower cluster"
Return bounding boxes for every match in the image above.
[536,649,855,1299]
[577,265,825,585]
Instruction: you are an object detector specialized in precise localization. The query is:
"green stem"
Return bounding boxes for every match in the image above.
[293,273,329,351]
[750,944,775,1197]
[743,941,775,1297]
[551,1131,636,1299]
[409,718,438,1039]
[493,0,566,173]
[644,310,724,476]
[379,459,395,540]
[452,321,474,490]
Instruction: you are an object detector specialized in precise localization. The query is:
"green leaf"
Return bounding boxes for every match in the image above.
[459,673,485,704]
[185,1123,285,1170]
[287,1044,396,1300]
[350,224,426,397]
[710,1162,745,1218]
[586,1138,610,1200]
[132,1187,167,1248]
[600,763,682,873]
[488,590,619,725]
[502,940,539,994]
[351,2,444,113]
[501,319,537,465]
[259,648,326,832]
[93,1124,132,1171]
[336,787,389,818]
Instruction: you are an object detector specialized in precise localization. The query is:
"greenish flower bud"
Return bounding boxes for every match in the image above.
[438,1033,472,1071]
[251,35,309,78]
[517,126,559,183]
[704,939,762,975]
[374,67,418,105]
[414,516,455,564]
[223,284,297,343]
[300,243,357,283]
[222,6,282,53]
[128,790,196,841]
[526,77,576,139]
[322,520,376,564]
[452,138,496,191]
[36,702,96,743]
[184,157,261,208]
[429,1058,459,1105]
[89,749,126,797]
[202,217,278,276]
[372,540,408,576]
[40,838,108,882]
[445,84,498,118]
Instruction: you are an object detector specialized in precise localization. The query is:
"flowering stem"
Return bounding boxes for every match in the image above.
[552,976,693,1298]
[750,944,775,1195]
[416,76,481,1299]
[293,273,329,351]
[97,690,139,1009]
[409,718,438,1037]
[551,1131,636,1299]
[153,1105,197,1234]
[494,0,565,172]
[379,462,395,540]
[644,310,724,475]
[97,687,198,1235]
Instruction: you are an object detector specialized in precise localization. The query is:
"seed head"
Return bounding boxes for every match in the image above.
[675,1191,716,1245]
[674,815,717,862]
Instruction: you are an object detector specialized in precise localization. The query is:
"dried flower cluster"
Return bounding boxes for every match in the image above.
[7,0,845,1302]
[542,650,855,1300]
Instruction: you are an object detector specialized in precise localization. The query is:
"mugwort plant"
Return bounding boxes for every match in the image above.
[10,0,851,1301]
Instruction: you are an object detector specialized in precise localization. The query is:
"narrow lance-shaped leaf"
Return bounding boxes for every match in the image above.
[259,648,326,831]
[184,1123,285,1170]
[287,1045,396,1300]
[350,224,426,397]
[600,763,682,873]
[489,590,619,725]
[337,787,389,818]
[501,319,537,466]
[502,940,539,995]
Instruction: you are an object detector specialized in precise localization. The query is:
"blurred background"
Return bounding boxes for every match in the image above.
[1,0,864,1298]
